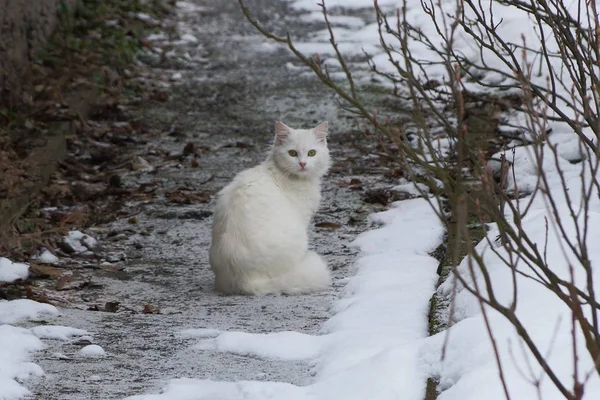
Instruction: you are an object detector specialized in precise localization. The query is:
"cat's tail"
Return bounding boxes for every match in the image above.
[242,251,331,295]
[274,251,331,295]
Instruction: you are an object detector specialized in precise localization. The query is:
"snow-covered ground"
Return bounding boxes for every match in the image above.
[2,1,598,399]
[125,198,444,400]
[279,0,600,399]
[0,263,81,400]
[0,238,93,400]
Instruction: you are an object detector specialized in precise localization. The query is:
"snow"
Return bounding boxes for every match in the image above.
[290,0,398,10]
[30,325,88,341]
[194,331,323,361]
[393,178,429,196]
[299,12,365,29]
[0,257,29,283]
[31,249,59,265]
[0,254,89,399]
[175,1,208,13]
[64,230,97,253]
[77,345,106,358]
[179,33,198,43]
[0,299,58,324]
[0,325,45,400]
[124,198,445,400]
[269,1,600,396]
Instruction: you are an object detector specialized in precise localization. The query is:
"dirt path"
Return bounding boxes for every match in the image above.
[26,1,401,399]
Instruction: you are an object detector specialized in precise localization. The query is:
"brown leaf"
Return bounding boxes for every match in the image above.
[165,190,211,204]
[55,275,73,290]
[315,222,342,230]
[29,264,63,279]
[55,273,88,290]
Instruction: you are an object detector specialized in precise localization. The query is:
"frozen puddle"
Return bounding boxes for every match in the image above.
[126,198,444,400]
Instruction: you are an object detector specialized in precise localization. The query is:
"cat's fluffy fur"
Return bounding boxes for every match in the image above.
[209,121,331,295]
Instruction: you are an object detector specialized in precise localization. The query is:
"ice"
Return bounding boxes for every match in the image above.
[0,257,29,283]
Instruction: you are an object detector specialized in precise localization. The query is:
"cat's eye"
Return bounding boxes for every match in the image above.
[308,150,317,157]
[288,150,298,157]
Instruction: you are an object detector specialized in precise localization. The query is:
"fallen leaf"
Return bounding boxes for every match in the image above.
[315,222,342,230]
[165,190,211,204]
[29,264,63,279]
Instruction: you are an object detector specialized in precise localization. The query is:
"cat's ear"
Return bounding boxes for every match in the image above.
[314,121,328,143]
[274,121,291,145]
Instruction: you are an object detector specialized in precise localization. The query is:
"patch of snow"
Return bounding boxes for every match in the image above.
[64,230,97,253]
[285,62,305,71]
[31,249,59,265]
[299,12,366,29]
[146,33,168,42]
[134,12,156,23]
[291,0,398,10]
[77,345,106,358]
[30,325,88,341]
[179,33,198,43]
[52,353,71,360]
[393,178,429,196]
[178,328,221,338]
[0,299,58,324]
[0,257,29,283]
[194,331,323,361]
[175,1,208,13]
[0,325,45,400]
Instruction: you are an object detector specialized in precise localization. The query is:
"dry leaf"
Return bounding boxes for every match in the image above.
[315,222,342,230]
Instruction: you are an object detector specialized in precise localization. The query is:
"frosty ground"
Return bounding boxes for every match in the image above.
[2,0,600,399]
[2,0,433,399]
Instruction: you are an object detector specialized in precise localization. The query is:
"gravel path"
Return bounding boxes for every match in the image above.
[28,1,393,398]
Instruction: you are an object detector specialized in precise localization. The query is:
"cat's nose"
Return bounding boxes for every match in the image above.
[299,162,307,169]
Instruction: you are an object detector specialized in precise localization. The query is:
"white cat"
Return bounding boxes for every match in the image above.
[209,121,332,295]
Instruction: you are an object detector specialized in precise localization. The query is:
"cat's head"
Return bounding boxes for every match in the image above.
[270,121,331,179]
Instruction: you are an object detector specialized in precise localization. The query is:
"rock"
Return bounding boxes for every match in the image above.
[104,301,120,313]
[108,175,122,188]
